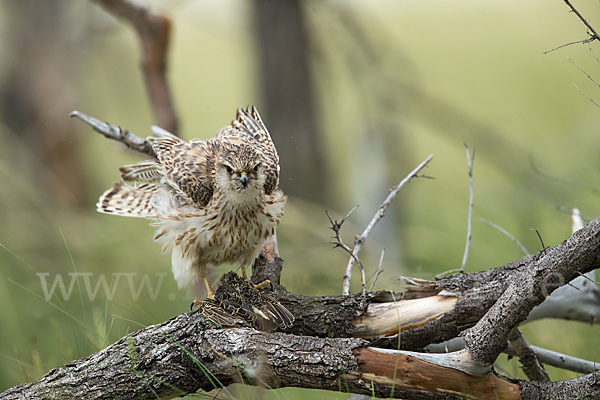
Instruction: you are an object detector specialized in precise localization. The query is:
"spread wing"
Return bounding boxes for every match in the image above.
[148,136,216,207]
[218,105,280,194]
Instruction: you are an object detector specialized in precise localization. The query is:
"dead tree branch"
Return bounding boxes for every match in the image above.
[480,218,530,256]
[90,0,178,133]
[463,216,600,366]
[2,218,600,399]
[544,0,600,53]
[508,328,550,382]
[70,111,155,157]
[342,154,434,295]
[428,337,600,375]
[327,207,367,296]
[460,144,475,273]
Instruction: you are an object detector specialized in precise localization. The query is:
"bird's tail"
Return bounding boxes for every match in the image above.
[97,182,159,218]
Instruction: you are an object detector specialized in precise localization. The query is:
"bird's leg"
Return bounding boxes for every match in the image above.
[199,263,215,299]
[240,262,271,290]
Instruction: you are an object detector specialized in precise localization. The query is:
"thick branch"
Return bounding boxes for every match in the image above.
[463,217,600,365]
[251,221,600,349]
[521,371,600,399]
[91,0,178,133]
[0,312,523,400]
[3,219,600,399]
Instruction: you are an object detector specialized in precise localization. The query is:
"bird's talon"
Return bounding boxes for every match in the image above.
[190,299,203,312]
[254,279,271,290]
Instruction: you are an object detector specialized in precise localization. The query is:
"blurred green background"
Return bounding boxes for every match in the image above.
[1,0,599,397]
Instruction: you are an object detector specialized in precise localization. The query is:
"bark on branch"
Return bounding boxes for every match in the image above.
[2,218,599,399]
[0,311,523,400]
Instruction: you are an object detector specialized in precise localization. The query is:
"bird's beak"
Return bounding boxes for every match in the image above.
[239,172,248,188]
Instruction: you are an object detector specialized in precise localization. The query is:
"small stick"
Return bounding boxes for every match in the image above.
[573,82,600,108]
[543,38,595,54]
[567,57,600,87]
[342,155,434,295]
[368,248,385,292]
[70,111,156,157]
[542,0,600,54]
[480,218,530,256]
[460,144,475,273]
[326,208,367,296]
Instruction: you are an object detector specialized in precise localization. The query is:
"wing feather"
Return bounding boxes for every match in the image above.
[119,160,163,182]
[148,136,216,207]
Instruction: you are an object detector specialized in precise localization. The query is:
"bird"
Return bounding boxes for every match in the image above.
[96,106,287,300]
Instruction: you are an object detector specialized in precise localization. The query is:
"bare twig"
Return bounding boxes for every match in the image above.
[326,207,367,296]
[368,248,385,292]
[568,57,600,87]
[342,155,434,295]
[70,110,155,157]
[564,0,600,41]
[588,41,600,63]
[552,205,593,223]
[573,82,600,107]
[91,0,178,134]
[530,157,599,194]
[480,218,530,256]
[543,0,600,54]
[508,329,550,382]
[534,229,547,255]
[460,144,475,273]
[543,37,595,54]
[576,271,600,285]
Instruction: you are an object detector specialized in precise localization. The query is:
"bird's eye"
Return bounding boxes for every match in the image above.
[253,164,259,172]
[226,166,233,173]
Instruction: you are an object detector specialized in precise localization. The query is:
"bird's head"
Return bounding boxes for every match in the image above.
[215,144,265,197]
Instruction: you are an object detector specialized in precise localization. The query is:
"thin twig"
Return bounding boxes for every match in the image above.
[543,0,600,54]
[576,271,600,285]
[91,0,179,133]
[342,154,434,295]
[573,82,600,107]
[535,229,547,255]
[70,111,156,157]
[568,57,600,87]
[460,144,475,273]
[508,329,550,382]
[480,218,530,256]
[543,37,595,54]
[326,208,367,296]
[588,41,600,63]
[552,205,593,223]
[368,248,385,292]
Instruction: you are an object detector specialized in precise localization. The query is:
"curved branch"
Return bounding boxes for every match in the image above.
[0,311,522,400]
[463,217,600,365]
[90,0,178,133]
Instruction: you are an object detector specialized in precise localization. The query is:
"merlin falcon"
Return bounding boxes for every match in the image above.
[97,106,286,300]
